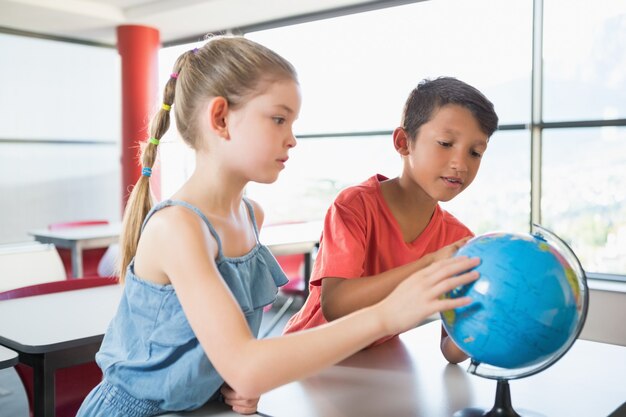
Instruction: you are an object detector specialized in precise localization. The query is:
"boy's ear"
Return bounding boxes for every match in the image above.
[393,127,410,156]
[207,96,230,139]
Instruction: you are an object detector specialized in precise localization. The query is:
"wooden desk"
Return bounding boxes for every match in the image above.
[0,285,123,417]
[29,223,121,278]
[161,321,626,417]
[0,345,18,369]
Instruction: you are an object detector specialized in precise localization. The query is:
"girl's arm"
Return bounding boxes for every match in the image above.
[321,237,469,321]
[155,210,479,399]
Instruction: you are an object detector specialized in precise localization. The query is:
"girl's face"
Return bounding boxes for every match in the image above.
[224,79,301,184]
[404,104,488,203]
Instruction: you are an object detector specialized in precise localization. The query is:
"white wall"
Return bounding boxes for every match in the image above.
[580,286,626,347]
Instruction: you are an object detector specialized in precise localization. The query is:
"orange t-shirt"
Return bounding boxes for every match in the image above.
[283,174,473,344]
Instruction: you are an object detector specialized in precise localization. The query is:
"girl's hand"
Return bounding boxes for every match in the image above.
[378,256,480,336]
[430,237,472,263]
[220,383,260,415]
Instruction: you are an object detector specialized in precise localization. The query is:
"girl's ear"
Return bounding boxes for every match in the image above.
[207,96,230,139]
[393,127,410,156]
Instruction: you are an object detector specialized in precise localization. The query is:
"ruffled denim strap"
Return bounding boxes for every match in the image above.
[140,199,224,256]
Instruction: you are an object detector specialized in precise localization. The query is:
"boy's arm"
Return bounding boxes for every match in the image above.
[320,254,436,321]
[320,237,468,322]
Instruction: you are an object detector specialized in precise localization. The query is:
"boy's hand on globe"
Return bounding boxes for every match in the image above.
[431,237,472,263]
[378,256,480,336]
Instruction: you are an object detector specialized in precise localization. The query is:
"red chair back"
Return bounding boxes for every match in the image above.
[0,277,118,417]
[275,254,305,292]
[0,276,118,300]
[48,220,109,231]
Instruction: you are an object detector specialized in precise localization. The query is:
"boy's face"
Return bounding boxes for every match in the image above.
[400,104,488,203]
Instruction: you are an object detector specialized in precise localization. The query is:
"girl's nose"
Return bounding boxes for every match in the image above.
[287,132,297,148]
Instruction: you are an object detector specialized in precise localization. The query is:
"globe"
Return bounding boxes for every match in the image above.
[440,224,588,417]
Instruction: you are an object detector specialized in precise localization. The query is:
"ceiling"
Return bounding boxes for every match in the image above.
[0,0,393,46]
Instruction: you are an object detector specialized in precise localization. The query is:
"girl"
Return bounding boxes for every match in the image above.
[77,36,479,417]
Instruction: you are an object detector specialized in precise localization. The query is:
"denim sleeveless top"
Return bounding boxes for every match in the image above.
[79,199,288,417]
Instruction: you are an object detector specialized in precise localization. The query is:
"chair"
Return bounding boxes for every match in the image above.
[0,277,118,417]
[97,243,119,277]
[47,220,109,231]
[260,253,308,338]
[0,243,67,292]
[48,220,110,278]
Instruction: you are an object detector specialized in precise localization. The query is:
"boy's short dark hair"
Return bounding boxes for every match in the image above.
[401,77,499,140]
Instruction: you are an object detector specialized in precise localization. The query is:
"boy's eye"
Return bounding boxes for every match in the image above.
[437,141,452,147]
[273,117,286,125]
[471,150,483,158]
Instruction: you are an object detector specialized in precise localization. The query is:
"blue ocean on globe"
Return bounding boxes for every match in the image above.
[441,232,581,369]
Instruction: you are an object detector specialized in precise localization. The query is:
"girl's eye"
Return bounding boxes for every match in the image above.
[471,151,483,158]
[437,141,452,147]
[273,117,286,125]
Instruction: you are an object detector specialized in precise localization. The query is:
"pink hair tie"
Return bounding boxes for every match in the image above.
[170,72,179,79]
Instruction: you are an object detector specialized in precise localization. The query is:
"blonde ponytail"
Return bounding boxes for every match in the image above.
[118,52,193,281]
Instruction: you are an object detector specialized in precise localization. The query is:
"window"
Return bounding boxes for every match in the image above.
[0,34,121,244]
[245,0,532,229]
[158,0,626,278]
[543,0,626,121]
[247,0,532,132]
[0,34,120,141]
[247,134,399,224]
[542,127,626,275]
[540,0,626,277]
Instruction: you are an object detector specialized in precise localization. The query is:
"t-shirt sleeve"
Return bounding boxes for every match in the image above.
[309,195,368,286]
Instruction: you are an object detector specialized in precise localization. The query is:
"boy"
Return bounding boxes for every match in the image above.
[283,77,498,363]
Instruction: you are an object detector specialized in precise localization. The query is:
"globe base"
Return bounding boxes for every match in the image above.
[452,408,544,417]
[452,380,545,417]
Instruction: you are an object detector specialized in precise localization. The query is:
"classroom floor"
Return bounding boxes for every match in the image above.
[0,295,303,417]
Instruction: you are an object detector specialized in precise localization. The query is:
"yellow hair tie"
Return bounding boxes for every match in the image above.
[162,103,171,111]
[149,137,160,145]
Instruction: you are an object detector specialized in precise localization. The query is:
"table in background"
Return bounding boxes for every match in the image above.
[29,220,322,280]
[29,223,121,278]
[0,345,18,369]
[0,285,123,417]
[162,320,626,417]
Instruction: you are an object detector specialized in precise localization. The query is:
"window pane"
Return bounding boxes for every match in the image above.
[0,142,121,244]
[246,135,399,225]
[0,34,121,141]
[160,139,196,200]
[542,127,626,274]
[442,130,531,234]
[247,0,531,134]
[543,0,626,121]
[246,129,531,232]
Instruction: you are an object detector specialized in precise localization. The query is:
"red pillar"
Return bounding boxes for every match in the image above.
[116,25,161,209]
